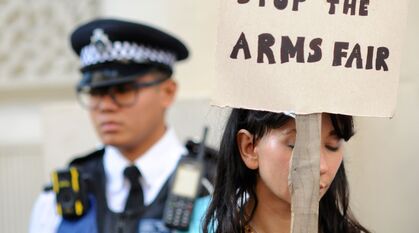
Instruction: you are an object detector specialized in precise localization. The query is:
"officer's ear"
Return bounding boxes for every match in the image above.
[158,78,177,108]
[237,129,259,170]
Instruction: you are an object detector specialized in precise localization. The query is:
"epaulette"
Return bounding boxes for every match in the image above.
[40,149,104,193]
[69,148,105,167]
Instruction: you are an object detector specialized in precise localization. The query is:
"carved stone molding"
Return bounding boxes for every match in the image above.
[0,0,100,89]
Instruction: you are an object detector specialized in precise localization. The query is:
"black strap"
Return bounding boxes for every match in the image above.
[123,165,145,213]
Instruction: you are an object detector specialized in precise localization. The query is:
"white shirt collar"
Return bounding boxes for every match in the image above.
[103,127,187,209]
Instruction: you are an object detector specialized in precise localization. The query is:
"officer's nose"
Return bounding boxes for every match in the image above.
[97,94,119,111]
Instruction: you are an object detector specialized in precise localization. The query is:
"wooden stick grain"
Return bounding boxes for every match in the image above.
[288,113,321,233]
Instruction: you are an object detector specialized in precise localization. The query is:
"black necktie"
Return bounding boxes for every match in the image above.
[123,165,144,213]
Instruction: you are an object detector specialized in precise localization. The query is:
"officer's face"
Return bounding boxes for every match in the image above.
[89,72,177,159]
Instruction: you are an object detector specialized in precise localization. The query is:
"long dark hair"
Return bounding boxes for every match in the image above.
[203,108,370,233]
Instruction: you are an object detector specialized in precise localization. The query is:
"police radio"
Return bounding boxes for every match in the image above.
[163,127,208,231]
[51,167,90,219]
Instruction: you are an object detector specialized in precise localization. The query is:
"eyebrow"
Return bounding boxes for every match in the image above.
[281,129,339,137]
[282,128,297,135]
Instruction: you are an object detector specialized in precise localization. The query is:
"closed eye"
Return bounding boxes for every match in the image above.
[325,145,339,152]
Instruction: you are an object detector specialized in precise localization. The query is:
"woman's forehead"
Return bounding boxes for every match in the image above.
[273,114,335,134]
[273,119,296,135]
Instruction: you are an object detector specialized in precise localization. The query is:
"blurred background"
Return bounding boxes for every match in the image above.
[0,1,417,232]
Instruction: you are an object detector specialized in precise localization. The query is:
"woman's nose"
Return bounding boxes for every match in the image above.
[320,150,328,175]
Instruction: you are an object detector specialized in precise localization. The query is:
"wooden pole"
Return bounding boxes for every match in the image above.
[288,113,321,233]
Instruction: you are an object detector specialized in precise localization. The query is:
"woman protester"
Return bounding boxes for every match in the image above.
[203,109,370,233]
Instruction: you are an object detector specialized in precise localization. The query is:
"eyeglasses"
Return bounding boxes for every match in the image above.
[76,78,167,110]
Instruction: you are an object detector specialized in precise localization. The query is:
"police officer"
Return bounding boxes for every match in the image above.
[29,18,213,233]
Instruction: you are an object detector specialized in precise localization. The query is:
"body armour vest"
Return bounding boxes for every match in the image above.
[56,149,175,233]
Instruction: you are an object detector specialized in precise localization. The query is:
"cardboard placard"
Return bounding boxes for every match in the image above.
[213,0,408,117]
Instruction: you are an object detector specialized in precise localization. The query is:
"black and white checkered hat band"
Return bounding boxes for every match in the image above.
[80,41,177,67]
